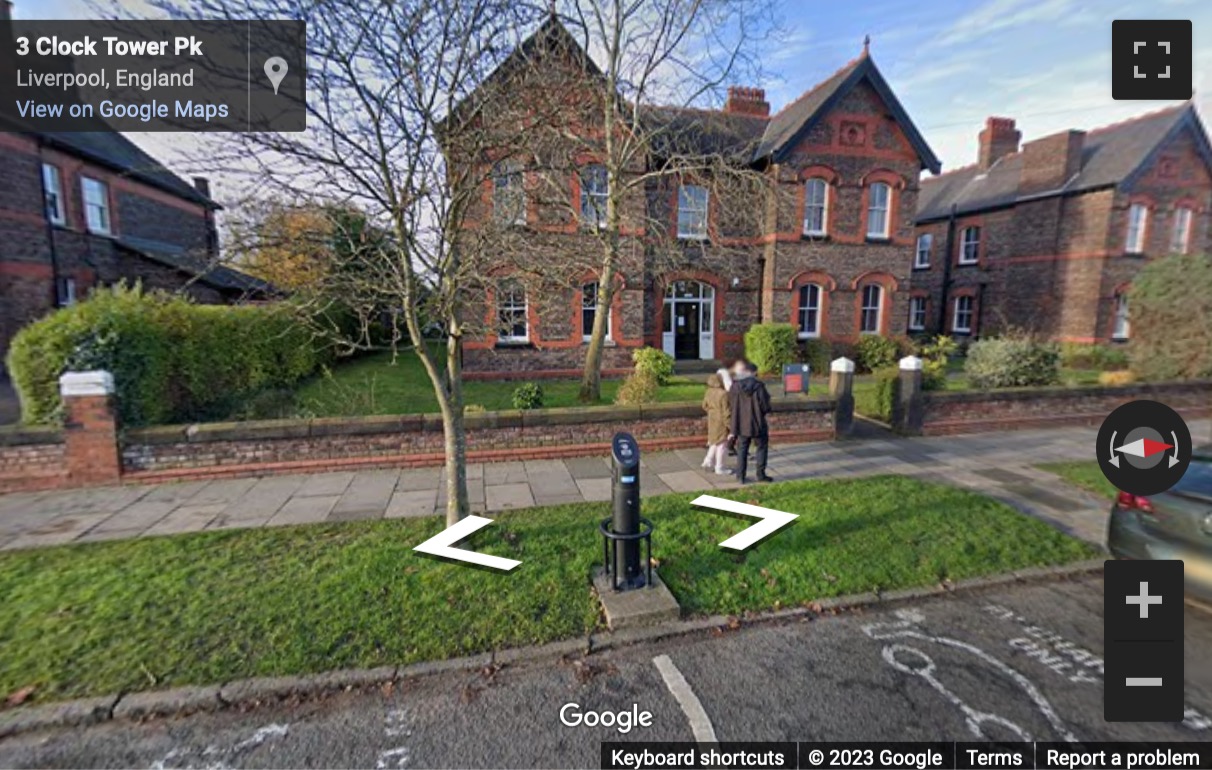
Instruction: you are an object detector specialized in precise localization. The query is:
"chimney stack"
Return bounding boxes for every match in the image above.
[978,117,1020,170]
[0,1,12,22]
[724,86,770,117]
[1019,129,1086,196]
[192,176,211,199]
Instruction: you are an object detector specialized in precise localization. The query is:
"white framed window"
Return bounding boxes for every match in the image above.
[580,164,608,228]
[908,296,927,331]
[81,177,111,235]
[497,280,528,343]
[866,182,891,239]
[859,285,882,334]
[492,161,525,225]
[42,163,65,225]
[1170,206,1193,254]
[1112,293,1130,340]
[1126,203,1148,254]
[803,178,828,236]
[582,281,611,341]
[797,283,821,339]
[959,226,980,264]
[952,295,974,334]
[57,277,77,307]
[677,184,709,240]
[915,233,932,268]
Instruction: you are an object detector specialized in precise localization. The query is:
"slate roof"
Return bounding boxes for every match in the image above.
[917,104,1210,222]
[117,236,272,296]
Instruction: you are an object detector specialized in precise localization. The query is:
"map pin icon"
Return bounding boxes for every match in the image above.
[264,56,288,95]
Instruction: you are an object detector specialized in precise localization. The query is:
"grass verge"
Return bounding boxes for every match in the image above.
[0,475,1097,703]
[1038,461,1116,499]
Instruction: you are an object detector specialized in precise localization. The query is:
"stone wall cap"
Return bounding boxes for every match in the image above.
[899,355,923,371]
[59,371,114,397]
[830,357,855,373]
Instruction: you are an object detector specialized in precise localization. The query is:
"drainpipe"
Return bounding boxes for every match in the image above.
[938,203,957,332]
[35,137,62,307]
[976,281,987,339]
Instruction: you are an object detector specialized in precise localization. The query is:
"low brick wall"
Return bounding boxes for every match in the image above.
[120,397,836,483]
[921,381,1212,436]
[0,426,65,493]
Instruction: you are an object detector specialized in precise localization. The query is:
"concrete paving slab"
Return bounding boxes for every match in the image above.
[562,456,611,480]
[659,470,713,493]
[483,461,527,485]
[6,530,91,549]
[385,489,437,518]
[75,528,147,544]
[187,477,259,505]
[142,503,225,536]
[398,467,442,491]
[22,512,113,539]
[136,481,210,504]
[294,472,356,498]
[642,453,693,473]
[267,495,340,527]
[328,470,399,520]
[90,501,176,533]
[485,483,534,511]
[575,477,612,502]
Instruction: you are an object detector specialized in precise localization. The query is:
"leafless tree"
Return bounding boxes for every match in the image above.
[144,0,545,525]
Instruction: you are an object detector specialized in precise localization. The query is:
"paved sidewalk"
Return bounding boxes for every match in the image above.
[2,421,1205,551]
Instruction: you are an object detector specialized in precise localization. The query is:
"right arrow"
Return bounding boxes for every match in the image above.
[691,494,798,551]
[413,515,521,572]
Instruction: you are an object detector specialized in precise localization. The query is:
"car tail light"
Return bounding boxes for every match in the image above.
[1117,490,1154,514]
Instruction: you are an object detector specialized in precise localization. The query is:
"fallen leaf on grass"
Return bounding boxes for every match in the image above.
[5,686,35,707]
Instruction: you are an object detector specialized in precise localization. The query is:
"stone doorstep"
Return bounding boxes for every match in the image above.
[592,566,681,630]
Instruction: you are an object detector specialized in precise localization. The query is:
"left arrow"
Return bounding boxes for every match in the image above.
[691,494,798,551]
[413,515,521,571]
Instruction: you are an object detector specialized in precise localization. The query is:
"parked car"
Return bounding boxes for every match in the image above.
[1108,446,1212,603]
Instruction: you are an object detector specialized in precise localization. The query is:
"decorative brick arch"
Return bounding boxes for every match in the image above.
[651,270,725,355]
[858,168,908,189]
[797,166,840,237]
[787,271,836,338]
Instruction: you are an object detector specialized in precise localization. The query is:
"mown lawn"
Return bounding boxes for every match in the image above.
[0,475,1097,703]
[1039,461,1117,499]
[294,351,705,416]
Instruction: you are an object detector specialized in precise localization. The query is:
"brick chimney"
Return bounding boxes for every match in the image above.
[192,176,211,199]
[1019,129,1086,196]
[978,117,1020,170]
[0,0,11,22]
[724,86,770,117]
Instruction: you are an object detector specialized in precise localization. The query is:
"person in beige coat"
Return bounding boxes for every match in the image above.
[701,373,733,475]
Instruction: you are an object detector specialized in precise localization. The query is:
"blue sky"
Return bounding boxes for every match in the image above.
[18,0,1212,187]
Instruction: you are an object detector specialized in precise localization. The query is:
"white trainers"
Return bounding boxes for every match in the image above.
[715,468,734,475]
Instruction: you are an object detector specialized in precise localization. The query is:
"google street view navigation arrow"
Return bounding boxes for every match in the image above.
[413,515,521,572]
[691,494,798,551]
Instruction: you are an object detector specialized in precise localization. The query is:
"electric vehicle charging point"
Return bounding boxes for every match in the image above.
[593,432,680,629]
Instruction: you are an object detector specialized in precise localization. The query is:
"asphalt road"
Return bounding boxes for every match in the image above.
[3,575,1212,769]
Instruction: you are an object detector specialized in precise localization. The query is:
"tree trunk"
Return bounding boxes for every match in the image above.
[441,327,470,526]
[578,266,615,402]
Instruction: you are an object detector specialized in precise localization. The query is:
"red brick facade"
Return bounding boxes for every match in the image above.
[0,131,238,369]
[457,23,939,375]
[912,106,1212,343]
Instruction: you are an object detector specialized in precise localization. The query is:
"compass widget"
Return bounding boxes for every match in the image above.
[1097,400,1192,496]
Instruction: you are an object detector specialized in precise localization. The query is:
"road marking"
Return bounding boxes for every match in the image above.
[653,654,717,742]
[376,707,412,768]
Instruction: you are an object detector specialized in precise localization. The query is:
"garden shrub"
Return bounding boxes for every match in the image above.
[855,334,899,373]
[963,334,1061,389]
[511,382,544,410]
[464,403,487,414]
[916,335,958,392]
[1127,252,1212,381]
[615,370,659,406]
[1098,370,1136,387]
[1060,342,1129,371]
[6,285,332,426]
[632,346,675,386]
[800,339,832,379]
[855,366,900,422]
[744,323,799,375]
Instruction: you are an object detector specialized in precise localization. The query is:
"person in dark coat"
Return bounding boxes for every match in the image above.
[728,359,772,484]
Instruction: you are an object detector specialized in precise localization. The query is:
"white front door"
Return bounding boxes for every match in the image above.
[662,281,716,360]
[697,286,715,360]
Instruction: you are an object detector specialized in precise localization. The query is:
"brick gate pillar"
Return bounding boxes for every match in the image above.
[829,357,855,438]
[59,371,121,487]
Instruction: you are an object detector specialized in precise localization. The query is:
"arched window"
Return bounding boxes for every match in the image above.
[1112,293,1130,340]
[803,179,829,236]
[1171,206,1193,254]
[866,182,890,239]
[497,280,528,343]
[582,281,611,341]
[580,164,608,228]
[860,285,883,334]
[797,283,822,338]
[952,295,974,334]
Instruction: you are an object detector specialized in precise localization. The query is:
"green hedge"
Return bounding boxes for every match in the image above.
[632,346,675,386]
[855,367,900,422]
[1128,252,1212,381]
[964,334,1060,389]
[745,323,799,375]
[7,286,332,426]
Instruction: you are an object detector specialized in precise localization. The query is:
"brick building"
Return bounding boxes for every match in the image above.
[0,126,271,368]
[911,104,1212,343]
[456,20,939,377]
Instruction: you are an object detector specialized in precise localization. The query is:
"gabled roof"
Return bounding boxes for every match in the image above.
[117,236,273,297]
[753,54,941,173]
[917,104,1211,222]
[640,105,769,161]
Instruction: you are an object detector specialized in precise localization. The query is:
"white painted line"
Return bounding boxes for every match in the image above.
[1127,677,1164,687]
[653,654,717,742]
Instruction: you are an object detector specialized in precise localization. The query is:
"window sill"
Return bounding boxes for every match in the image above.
[865,236,891,244]
[955,261,979,268]
[677,235,710,243]
[495,340,533,350]
[797,333,820,341]
[908,327,926,333]
[912,264,931,271]
[582,338,617,347]
[801,232,829,242]
[952,329,972,336]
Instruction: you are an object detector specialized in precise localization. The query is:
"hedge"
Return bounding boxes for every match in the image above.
[1128,252,1212,381]
[964,334,1060,389]
[7,285,333,427]
[745,323,799,375]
